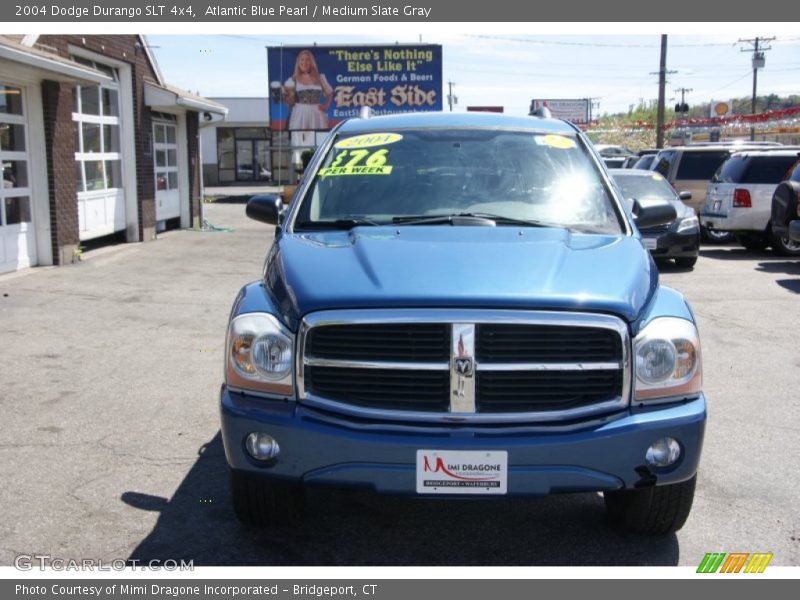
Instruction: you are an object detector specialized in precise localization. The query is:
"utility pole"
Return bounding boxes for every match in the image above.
[586,97,600,123]
[739,36,774,141]
[447,81,457,112]
[651,35,677,149]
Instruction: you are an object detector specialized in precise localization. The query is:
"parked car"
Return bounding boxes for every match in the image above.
[685,140,782,148]
[650,145,771,243]
[633,153,657,171]
[596,144,638,170]
[701,149,800,255]
[223,112,705,535]
[594,144,635,157]
[610,168,700,268]
[770,157,800,247]
[603,156,629,169]
[621,155,640,169]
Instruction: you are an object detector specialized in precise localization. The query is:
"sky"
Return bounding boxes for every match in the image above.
[149,33,800,118]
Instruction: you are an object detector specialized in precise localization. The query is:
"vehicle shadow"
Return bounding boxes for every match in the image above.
[755,260,800,293]
[699,246,787,262]
[125,432,680,566]
[654,260,695,273]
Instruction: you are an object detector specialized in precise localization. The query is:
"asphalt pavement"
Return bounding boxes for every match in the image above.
[0,202,797,566]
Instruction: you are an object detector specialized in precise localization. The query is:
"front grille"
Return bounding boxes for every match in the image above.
[299,311,629,423]
[305,366,450,412]
[476,324,621,363]
[641,225,671,235]
[477,370,623,413]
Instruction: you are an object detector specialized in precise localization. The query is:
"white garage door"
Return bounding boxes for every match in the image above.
[72,59,126,241]
[153,119,180,221]
[1,84,36,274]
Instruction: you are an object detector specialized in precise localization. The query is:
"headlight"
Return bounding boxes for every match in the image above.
[676,214,699,234]
[226,313,294,397]
[634,317,701,402]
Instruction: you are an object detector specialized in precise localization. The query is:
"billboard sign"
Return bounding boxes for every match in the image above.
[267,45,443,131]
[529,99,589,124]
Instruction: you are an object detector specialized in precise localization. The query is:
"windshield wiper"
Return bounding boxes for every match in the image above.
[295,217,381,230]
[462,212,553,227]
[392,212,551,227]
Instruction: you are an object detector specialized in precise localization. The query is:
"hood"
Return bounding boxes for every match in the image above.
[266,226,657,327]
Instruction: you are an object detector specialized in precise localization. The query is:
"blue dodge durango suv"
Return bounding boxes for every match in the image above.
[221,112,706,535]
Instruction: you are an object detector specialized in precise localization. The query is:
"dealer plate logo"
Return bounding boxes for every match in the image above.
[416,450,508,495]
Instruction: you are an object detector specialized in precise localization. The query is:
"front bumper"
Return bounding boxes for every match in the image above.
[220,387,706,495]
[643,228,700,259]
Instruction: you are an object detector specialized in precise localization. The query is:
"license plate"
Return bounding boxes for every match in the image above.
[713,201,721,211]
[416,450,508,495]
[644,237,657,250]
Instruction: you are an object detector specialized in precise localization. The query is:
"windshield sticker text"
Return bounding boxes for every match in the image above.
[335,133,403,149]
[319,148,393,177]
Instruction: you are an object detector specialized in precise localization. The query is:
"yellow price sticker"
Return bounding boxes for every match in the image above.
[319,165,393,177]
[335,133,403,149]
[320,148,393,177]
[539,134,576,149]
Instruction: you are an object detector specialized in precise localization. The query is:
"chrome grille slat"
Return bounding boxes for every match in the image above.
[304,357,449,371]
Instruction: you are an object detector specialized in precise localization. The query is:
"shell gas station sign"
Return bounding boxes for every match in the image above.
[710,100,734,118]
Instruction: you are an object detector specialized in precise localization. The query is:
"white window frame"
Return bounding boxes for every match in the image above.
[153,119,179,191]
[1,86,32,219]
[69,45,138,242]
[0,84,35,270]
[72,64,122,195]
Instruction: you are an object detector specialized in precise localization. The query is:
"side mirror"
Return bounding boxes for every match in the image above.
[633,200,677,229]
[246,194,283,225]
[679,191,692,201]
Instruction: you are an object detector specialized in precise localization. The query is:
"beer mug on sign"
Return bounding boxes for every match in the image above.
[270,81,284,103]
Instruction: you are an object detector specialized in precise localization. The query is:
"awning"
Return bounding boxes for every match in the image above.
[0,37,112,85]
[144,82,228,117]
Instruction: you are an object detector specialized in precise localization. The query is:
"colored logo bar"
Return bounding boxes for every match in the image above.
[697,552,773,573]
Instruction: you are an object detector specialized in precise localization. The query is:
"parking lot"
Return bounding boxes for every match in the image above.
[0,201,798,567]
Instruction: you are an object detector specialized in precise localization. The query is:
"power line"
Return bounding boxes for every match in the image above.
[709,71,753,95]
[468,34,800,48]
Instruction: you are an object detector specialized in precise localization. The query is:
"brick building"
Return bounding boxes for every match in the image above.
[0,35,226,274]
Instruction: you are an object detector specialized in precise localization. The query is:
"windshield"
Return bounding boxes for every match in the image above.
[712,154,799,184]
[294,128,623,234]
[613,173,678,204]
[675,150,730,180]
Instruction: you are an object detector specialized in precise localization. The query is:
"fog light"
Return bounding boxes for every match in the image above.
[245,432,280,461]
[646,437,681,467]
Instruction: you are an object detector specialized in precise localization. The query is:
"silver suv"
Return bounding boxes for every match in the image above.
[701,149,800,255]
[651,144,776,242]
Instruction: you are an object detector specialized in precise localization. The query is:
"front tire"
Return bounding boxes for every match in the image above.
[701,227,733,244]
[769,230,800,257]
[604,475,697,535]
[674,256,697,269]
[230,469,305,527]
[735,232,769,251]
